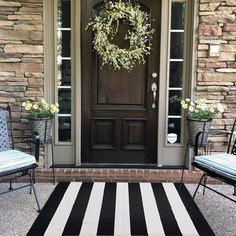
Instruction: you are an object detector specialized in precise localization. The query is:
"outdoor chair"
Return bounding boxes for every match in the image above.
[192,118,236,203]
[0,106,41,212]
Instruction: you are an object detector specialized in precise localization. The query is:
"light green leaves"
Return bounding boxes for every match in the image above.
[86,1,154,71]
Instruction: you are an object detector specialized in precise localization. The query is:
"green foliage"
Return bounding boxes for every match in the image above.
[86,0,154,71]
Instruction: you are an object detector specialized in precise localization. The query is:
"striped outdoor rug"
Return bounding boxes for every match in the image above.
[27,182,215,236]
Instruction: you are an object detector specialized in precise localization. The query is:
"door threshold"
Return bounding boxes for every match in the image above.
[52,164,184,169]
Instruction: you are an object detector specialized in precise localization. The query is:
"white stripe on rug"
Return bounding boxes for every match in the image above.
[79,182,105,236]
[44,182,82,236]
[140,183,165,236]
[163,183,199,236]
[114,183,131,236]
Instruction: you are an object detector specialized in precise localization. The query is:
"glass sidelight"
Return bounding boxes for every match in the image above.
[56,0,72,143]
[167,1,185,144]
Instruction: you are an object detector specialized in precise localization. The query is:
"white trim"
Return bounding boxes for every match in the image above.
[170,29,184,32]
[58,86,71,89]
[58,114,71,117]
[168,87,182,90]
[170,59,184,62]
[61,57,71,60]
[168,116,181,118]
[74,0,81,165]
[58,27,71,31]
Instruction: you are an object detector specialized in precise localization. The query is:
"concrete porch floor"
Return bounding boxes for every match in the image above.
[0,183,235,236]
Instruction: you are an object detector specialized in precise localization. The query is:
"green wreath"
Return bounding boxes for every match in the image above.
[86,0,154,71]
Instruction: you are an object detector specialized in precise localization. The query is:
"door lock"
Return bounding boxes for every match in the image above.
[151,82,157,109]
[152,72,158,79]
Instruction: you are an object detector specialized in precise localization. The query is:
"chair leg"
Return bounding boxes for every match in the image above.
[9,174,23,191]
[51,143,55,185]
[9,179,13,190]
[203,175,208,196]
[29,169,36,195]
[28,172,41,213]
[193,173,206,200]
[180,146,189,183]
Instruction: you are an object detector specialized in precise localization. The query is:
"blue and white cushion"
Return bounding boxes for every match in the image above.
[194,153,236,181]
[0,150,36,174]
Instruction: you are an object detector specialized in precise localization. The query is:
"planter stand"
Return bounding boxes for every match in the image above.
[28,118,55,184]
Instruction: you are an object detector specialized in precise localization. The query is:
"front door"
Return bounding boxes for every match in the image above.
[81,0,161,164]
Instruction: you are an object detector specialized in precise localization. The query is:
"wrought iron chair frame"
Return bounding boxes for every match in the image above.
[192,118,236,203]
[0,106,41,212]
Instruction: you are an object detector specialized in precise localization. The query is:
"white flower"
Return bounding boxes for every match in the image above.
[22,99,59,119]
[210,108,215,113]
[41,99,46,104]
[199,103,207,111]
[181,97,223,120]
[25,105,31,111]
[33,104,39,110]
[189,106,194,112]
[185,98,190,102]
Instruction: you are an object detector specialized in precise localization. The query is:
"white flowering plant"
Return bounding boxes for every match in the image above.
[181,98,224,120]
[22,99,59,119]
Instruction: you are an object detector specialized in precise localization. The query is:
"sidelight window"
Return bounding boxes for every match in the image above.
[56,0,72,143]
[167,1,185,144]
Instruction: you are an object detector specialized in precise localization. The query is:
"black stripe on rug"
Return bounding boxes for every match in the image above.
[97,182,117,235]
[129,183,148,235]
[62,182,93,235]
[175,183,215,236]
[151,183,182,236]
[27,182,70,236]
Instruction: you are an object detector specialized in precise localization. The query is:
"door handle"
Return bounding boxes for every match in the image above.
[151,82,157,109]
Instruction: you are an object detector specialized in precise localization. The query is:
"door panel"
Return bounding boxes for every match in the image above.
[96,64,147,106]
[81,0,161,164]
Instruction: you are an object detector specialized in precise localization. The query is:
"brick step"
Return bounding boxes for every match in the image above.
[34,168,222,184]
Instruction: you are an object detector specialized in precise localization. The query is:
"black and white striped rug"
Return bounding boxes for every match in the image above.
[27,182,214,236]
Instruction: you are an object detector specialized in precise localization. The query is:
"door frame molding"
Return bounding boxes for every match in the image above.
[44,0,198,166]
[73,0,82,165]
[157,0,198,166]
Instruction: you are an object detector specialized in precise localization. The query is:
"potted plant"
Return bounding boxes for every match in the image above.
[181,98,224,146]
[22,99,59,142]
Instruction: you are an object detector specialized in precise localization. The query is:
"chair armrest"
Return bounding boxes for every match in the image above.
[33,132,40,162]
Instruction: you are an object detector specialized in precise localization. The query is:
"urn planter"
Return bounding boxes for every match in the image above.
[187,118,212,146]
[29,117,53,143]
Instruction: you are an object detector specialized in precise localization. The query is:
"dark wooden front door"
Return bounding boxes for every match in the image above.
[81,0,161,164]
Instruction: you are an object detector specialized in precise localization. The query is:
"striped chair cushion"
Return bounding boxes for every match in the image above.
[194,153,236,181]
[0,150,36,174]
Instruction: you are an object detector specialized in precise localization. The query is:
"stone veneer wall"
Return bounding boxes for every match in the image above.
[197,0,236,152]
[0,0,43,150]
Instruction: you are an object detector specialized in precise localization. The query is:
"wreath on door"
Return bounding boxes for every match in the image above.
[86,0,154,71]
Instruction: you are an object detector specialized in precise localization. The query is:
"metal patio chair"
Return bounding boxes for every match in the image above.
[0,106,41,212]
[192,118,236,203]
